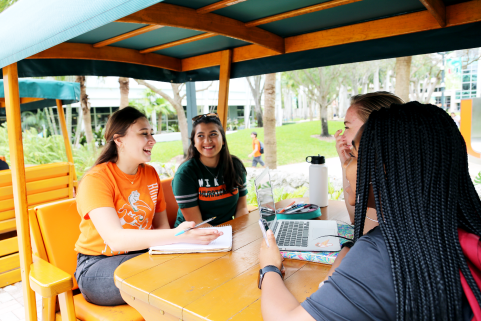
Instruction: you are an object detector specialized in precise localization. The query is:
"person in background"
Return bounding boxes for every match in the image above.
[74,107,221,306]
[258,102,479,320]
[0,159,9,171]
[248,131,265,168]
[172,113,248,227]
[451,112,461,128]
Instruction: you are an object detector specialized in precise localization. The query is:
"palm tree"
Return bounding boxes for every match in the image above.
[144,89,174,133]
[21,110,48,134]
[0,0,17,13]
[129,89,175,133]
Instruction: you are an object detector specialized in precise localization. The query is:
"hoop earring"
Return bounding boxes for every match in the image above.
[357,194,359,203]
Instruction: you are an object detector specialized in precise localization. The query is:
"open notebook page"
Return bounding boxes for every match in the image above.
[149,226,232,254]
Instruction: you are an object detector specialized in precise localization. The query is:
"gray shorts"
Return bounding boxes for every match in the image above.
[74,250,147,306]
[252,156,265,167]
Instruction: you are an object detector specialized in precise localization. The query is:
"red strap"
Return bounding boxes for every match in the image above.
[458,228,481,320]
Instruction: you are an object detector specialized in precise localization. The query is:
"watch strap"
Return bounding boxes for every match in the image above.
[258,265,283,289]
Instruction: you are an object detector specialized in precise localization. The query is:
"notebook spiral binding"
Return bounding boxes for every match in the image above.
[215,224,231,228]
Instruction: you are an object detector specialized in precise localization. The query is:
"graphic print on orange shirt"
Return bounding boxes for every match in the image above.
[118,190,153,230]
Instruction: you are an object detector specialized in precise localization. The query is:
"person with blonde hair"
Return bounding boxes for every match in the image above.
[335,91,404,223]
[326,92,404,285]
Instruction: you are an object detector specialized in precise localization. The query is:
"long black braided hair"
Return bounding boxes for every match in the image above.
[354,102,481,320]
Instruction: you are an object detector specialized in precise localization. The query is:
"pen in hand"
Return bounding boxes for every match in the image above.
[174,217,217,236]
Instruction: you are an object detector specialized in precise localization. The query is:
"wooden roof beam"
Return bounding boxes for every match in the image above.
[419,0,446,27]
[197,0,248,14]
[140,33,217,54]
[0,97,44,106]
[28,43,182,71]
[117,3,285,54]
[93,25,163,48]
[245,0,361,28]
[182,0,481,71]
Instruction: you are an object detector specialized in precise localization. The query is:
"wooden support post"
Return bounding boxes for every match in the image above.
[460,98,481,158]
[56,100,78,187]
[3,63,37,321]
[217,49,232,130]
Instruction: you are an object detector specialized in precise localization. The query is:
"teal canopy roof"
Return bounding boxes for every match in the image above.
[0,0,480,82]
[0,79,80,111]
[0,0,161,68]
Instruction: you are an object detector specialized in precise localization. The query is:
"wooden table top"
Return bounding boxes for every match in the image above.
[114,199,349,321]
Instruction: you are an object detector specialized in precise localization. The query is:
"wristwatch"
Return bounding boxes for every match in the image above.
[258,265,283,289]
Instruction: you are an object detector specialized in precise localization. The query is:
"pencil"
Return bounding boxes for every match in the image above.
[174,217,217,236]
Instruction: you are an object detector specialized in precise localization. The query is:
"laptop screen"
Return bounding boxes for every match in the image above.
[254,168,277,223]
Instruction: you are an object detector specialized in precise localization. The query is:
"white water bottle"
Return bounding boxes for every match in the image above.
[306,155,328,207]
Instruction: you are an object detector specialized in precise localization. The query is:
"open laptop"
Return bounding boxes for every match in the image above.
[255,168,341,252]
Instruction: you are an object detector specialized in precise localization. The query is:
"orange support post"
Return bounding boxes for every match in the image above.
[3,63,38,321]
[460,99,481,158]
[217,49,232,130]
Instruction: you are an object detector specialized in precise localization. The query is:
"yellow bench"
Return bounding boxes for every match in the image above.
[0,162,75,287]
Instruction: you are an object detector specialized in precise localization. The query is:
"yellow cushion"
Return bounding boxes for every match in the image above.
[160,177,178,228]
[74,294,143,321]
[35,199,80,289]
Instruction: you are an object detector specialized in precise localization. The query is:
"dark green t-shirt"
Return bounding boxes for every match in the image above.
[172,157,247,227]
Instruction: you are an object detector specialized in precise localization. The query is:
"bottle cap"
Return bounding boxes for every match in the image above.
[306,154,325,164]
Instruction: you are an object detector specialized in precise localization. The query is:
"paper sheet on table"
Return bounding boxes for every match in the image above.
[149,225,232,254]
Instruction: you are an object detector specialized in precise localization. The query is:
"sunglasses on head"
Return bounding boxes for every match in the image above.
[192,113,220,123]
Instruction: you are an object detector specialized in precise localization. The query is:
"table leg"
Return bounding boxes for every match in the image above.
[120,290,178,321]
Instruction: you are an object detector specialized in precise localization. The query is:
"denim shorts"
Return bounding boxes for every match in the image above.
[252,156,265,167]
[74,249,147,306]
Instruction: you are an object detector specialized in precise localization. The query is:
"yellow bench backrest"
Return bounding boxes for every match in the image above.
[30,198,80,289]
[0,162,75,287]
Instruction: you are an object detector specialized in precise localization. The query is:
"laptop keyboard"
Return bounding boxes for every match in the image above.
[276,221,309,247]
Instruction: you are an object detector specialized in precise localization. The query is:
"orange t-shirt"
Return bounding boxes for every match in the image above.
[252,138,261,157]
[75,162,166,256]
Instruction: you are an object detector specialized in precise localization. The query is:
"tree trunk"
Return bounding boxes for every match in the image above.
[264,73,277,169]
[49,107,58,135]
[373,66,380,91]
[75,76,93,143]
[44,107,55,136]
[119,77,130,109]
[66,104,72,142]
[74,107,83,147]
[319,96,329,137]
[338,84,348,118]
[170,84,189,156]
[247,76,264,127]
[135,79,190,156]
[309,100,313,121]
[395,56,412,102]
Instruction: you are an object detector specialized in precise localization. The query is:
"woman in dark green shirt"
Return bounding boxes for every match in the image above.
[172,113,248,227]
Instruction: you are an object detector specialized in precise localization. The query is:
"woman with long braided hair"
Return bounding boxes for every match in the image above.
[258,102,480,320]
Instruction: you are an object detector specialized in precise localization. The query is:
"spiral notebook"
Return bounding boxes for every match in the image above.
[149,225,232,254]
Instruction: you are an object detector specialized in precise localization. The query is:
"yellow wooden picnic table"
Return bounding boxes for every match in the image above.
[114,199,350,321]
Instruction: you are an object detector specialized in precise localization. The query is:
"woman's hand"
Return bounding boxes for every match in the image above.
[174,221,222,245]
[335,129,350,165]
[259,230,284,271]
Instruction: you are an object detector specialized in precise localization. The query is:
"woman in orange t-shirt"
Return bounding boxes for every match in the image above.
[74,107,221,306]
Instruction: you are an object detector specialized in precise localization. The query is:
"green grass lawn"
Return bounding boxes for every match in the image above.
[151,120,344,166]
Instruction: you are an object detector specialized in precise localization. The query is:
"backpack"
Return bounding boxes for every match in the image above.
[458,228,481,320]
[259,141,264,154]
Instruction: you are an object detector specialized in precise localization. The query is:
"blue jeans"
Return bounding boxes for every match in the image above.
[74,250,147,306]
